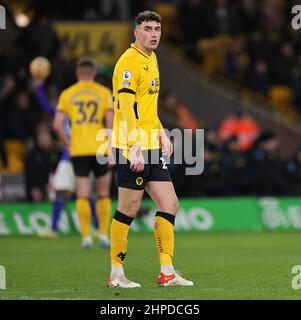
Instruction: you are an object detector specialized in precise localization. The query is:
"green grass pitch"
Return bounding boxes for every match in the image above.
[0,231,301,300]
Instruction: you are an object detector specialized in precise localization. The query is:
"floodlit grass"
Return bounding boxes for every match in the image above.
[0,232,301,299]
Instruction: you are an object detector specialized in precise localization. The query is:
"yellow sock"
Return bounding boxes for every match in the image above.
[154,212,175,266]
[96,197,112,236]
[110,211,133,266]
[76,198,91,237]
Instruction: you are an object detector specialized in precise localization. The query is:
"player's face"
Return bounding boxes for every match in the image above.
[135,21,161,53]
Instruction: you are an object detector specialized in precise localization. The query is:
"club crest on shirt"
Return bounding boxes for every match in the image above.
[122,70,132,80]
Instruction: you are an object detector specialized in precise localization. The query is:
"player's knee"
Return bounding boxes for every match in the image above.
[175,199,180,212]
[97,192,110,198]
[169,198,179,215]
[159,198,179,215]
[76,192,90,199]
[127,201,140,216]
[119,199,141,216]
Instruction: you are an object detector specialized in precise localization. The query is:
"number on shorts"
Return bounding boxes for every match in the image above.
[160,156,167,169]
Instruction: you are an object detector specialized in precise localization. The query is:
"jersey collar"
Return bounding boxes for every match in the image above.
[131,43,152,59]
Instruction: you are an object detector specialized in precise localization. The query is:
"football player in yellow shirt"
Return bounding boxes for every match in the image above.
[108,11,193,288]
[53,58,113,249]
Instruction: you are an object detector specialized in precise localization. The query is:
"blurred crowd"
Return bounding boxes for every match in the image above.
[171,0,301,114]
[1,0,301,201]
[159,97,301,198]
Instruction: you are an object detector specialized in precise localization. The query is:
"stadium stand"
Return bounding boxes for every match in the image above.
[1,0,301,200]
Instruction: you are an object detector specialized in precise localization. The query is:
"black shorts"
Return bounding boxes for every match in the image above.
[114,148,171,190]
[71,156,108,177]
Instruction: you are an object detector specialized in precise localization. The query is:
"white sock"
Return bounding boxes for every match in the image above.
[99,233,110,242]
[83,236,92,245]
[161,265,175,275]
[110,265,124,279]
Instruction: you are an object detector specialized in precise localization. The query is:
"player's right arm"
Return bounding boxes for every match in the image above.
[103,93,115,166]
[53,90,70,148]
[34,79,56,116]
[118,92,145,172]
[116,61,144,172]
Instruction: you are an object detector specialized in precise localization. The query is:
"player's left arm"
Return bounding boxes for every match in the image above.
[53,90,70,148]
[53,111,69,148]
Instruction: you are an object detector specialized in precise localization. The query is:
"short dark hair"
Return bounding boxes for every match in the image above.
[76,57,96,69]
[134,10,162,27]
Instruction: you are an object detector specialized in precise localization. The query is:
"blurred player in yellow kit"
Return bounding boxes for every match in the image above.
[53,58,113,249]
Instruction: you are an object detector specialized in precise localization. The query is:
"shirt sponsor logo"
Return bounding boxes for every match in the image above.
[149,78,160,94]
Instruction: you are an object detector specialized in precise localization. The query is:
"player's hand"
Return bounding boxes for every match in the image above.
[130,144,145,172]
[159,131,173,157]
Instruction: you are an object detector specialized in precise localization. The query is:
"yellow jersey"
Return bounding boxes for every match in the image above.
[112,43,163,151]
[57,81,112,157]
